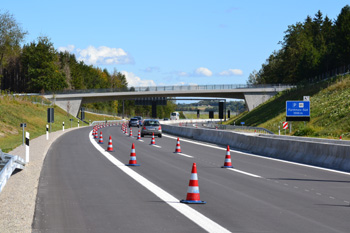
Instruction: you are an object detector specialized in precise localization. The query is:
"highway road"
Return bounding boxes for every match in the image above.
[32,125,350,233]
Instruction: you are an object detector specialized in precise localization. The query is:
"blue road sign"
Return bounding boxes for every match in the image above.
[286,101,310,117]
[241,122,245,125]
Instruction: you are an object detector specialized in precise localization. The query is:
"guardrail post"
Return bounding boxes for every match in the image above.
[26,132,30,163]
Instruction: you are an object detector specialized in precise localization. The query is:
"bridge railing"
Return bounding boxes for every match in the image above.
[45,84,294,95]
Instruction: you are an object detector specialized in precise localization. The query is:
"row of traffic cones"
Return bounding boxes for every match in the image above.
[94,127,234,205]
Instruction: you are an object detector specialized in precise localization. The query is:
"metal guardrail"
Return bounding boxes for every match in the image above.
[0,149,26,193]
[45,84,294,95]
[91,120,128,126]
[204,122,274,135]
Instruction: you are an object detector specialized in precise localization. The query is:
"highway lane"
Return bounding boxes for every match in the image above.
[33,125,350,233]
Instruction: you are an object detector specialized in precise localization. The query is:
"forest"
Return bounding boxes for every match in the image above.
[247,5,350,85]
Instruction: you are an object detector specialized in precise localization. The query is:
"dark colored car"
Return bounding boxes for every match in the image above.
[141,119,162,137]
[129,117,140,127]
[134,116,143,126]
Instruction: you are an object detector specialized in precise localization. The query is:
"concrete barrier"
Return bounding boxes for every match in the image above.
[162,125,350,172]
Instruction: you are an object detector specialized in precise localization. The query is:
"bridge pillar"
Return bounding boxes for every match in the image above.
[52,97,83,117]
[243,93,275,111]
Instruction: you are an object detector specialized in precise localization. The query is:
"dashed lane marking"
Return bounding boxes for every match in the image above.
[163,134,350,176]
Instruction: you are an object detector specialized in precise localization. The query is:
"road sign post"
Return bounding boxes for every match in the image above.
[286,101,310,121]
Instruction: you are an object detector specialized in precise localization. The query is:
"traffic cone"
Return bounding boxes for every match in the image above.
[221,145,233,168]
[94,130,99,139]
[125,127,128,135]
[340,135,342,140]
[180,163,206,204]
[98,132,104,144]
[137,130,141,140]
[126,143,140,166]
[106,136,114,152]
[174,137,182,153]
[129,128,133,137]
[150,133,156,145]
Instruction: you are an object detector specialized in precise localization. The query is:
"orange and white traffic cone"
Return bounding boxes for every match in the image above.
[174,137,182,153]
[129,128,133,137]
[125,143,140,166]
[180,163,206,204]
[340,135,342,140]
[94,130,99,139]
[106,136,114,152]
[125,127,128,135]
[221,145,233,168]
[98,131,104,144]
[137,130,141,140]
[150,133,156,145]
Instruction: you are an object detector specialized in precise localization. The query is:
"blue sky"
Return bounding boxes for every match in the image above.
[2,0,349,87]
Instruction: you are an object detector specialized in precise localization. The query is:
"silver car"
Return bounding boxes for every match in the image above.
[141,119,162,137]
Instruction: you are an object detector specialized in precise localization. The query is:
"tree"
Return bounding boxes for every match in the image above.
[0,11,27,69]
[22,36,67,92]
[334,5,350,66]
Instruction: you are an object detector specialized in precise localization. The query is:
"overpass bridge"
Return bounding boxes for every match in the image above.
[43,84,293,117]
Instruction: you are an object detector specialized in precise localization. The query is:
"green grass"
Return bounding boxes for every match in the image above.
[0,95,120,152]
[224,75,350,139]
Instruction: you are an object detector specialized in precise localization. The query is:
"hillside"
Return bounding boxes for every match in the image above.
[0,95,119,152]
[226,74,350,139]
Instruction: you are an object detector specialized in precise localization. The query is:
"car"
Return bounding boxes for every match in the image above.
[134,116,143,126]
[163,118,169,121]
[129,117,140,127]
[141,119,162,137]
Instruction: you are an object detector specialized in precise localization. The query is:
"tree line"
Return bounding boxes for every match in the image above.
[247,5,350,85]
[0,10,176,118]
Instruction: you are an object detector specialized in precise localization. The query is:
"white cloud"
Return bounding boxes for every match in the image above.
[219,69,243,76]
[58,45,134,65]
[121,71,156,87]
[77,46,134,65]
[194,67,213,77]
[58,45,75,53]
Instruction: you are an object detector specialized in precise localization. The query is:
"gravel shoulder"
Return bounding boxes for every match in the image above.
[0,127,85,233]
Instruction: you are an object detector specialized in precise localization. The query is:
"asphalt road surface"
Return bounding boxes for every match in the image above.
[32,125,350,233]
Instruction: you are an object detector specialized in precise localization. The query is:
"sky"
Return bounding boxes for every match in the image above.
[2,0,349,88]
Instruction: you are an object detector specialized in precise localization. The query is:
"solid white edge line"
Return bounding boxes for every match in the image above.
[163,134,350,176]
[89,131,231,233]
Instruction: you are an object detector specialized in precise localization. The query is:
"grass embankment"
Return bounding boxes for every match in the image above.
[224,74,350,139]
[0,95,120,152]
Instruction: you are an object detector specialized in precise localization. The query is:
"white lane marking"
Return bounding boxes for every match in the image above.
[137,140,144,142]
[227,168,262,178]
[176,153,194,158]
[151,145,162,148]
[163,134,350,176]
[89,131,230,233]
[329,196,335,199]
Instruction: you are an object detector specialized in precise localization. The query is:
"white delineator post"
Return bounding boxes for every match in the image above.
[46,124,49,140]
[25,132,30,163]
[63,122,65,131]
[78,120,80,128]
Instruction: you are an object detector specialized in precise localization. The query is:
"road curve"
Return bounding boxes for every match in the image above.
[32,125,350,233]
